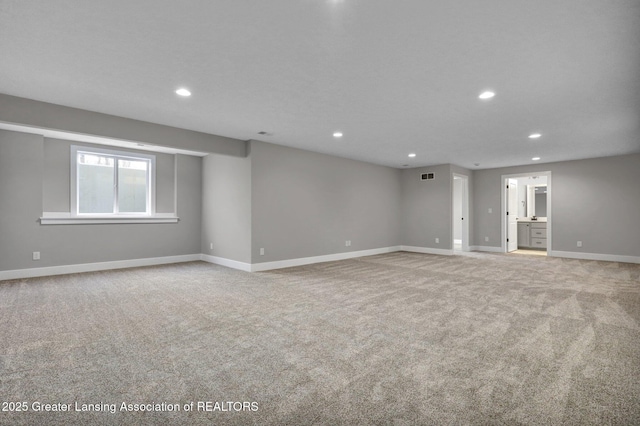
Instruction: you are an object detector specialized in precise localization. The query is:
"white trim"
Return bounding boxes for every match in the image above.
[471,245,503,253]
[251,246,402,272]
[200,254,252,272]
[0,254,200,281]
[400,246,454,256]
[40,212,178,225]
[41,212,177,218]
[174,154,179,215]
[549,250,640,264]
[0,121,208,156]
[70,145,157,217]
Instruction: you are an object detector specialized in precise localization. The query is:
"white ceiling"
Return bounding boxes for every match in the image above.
[1,0,639,169]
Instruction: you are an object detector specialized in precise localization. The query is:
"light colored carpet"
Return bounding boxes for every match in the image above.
[1,251,639,425]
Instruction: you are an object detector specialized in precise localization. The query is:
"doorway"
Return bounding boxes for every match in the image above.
[501,172,552,255]
[452,174,469,252]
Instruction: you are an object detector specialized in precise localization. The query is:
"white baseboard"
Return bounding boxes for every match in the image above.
[251,246,402,272]
[471,245,503,253]
[549,250,640,264]
[0,254,201,281]
[6,248,634,281]
[200,254,252,272]
[400,246,454,256]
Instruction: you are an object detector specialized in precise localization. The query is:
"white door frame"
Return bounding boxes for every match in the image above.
[500,171,552,253]
[452,173,470,252]
[507,178,519,252]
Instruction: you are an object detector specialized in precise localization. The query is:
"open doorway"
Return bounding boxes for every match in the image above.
[452,174,469,252]
[501,172,552,255]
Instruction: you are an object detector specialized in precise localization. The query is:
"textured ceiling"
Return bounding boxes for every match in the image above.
[1,0,639,169]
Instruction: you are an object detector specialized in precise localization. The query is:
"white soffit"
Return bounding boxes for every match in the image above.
[0,122,208,157]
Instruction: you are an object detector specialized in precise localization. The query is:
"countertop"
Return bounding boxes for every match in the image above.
[517,218,547,223]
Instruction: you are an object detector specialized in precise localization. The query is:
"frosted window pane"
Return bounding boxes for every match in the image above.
[118,159,148,213]
[78,154,115,214]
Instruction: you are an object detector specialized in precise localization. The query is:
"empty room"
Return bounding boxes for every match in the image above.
[1,1,639,425]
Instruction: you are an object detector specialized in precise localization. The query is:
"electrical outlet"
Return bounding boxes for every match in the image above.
[33,251,40,261]
[577,241,582,247]
[260,248,265,256]
[345,240,351,247]
[210,242,213,250]
[485,237,489,242]
[488,208,492,214]
[435,238,439,244]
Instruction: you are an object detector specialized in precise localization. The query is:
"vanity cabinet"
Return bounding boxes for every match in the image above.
[518,222,547,249]
[517,223,530,247]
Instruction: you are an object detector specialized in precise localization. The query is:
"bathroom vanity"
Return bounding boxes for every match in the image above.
[517,219,547,249]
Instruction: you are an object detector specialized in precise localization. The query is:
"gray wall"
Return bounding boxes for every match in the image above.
[0,129,202,272]
[400,164,473,250]
[3,123,638,273]
[250,141,401,263]
[401,165,450,249]
[0,93,246,157]
[201,153,252,264]
[473,154,640,256]
[0,131,45,271]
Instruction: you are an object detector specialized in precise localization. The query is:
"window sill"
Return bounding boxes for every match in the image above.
[40,213,179,225]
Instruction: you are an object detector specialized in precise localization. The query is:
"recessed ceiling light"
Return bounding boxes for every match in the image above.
[408,153,416,158]
[478,91,495,100]
[532,157,541,161]
[175,88,191,97]
[333,132,343,138]
[529,133,542,139]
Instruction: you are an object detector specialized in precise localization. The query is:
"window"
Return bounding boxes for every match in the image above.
[71,146,155,216]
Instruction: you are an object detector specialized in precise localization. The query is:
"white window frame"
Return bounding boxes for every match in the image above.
[40,145,178,225]
[69,145,156,218]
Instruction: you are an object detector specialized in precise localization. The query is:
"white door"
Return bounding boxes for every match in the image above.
[507,179,518,252]
[461,177,469,251]
[452,174,469,252]
[453,177,463,251]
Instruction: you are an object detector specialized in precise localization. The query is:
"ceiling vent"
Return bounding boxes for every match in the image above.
[421,172,435,181]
